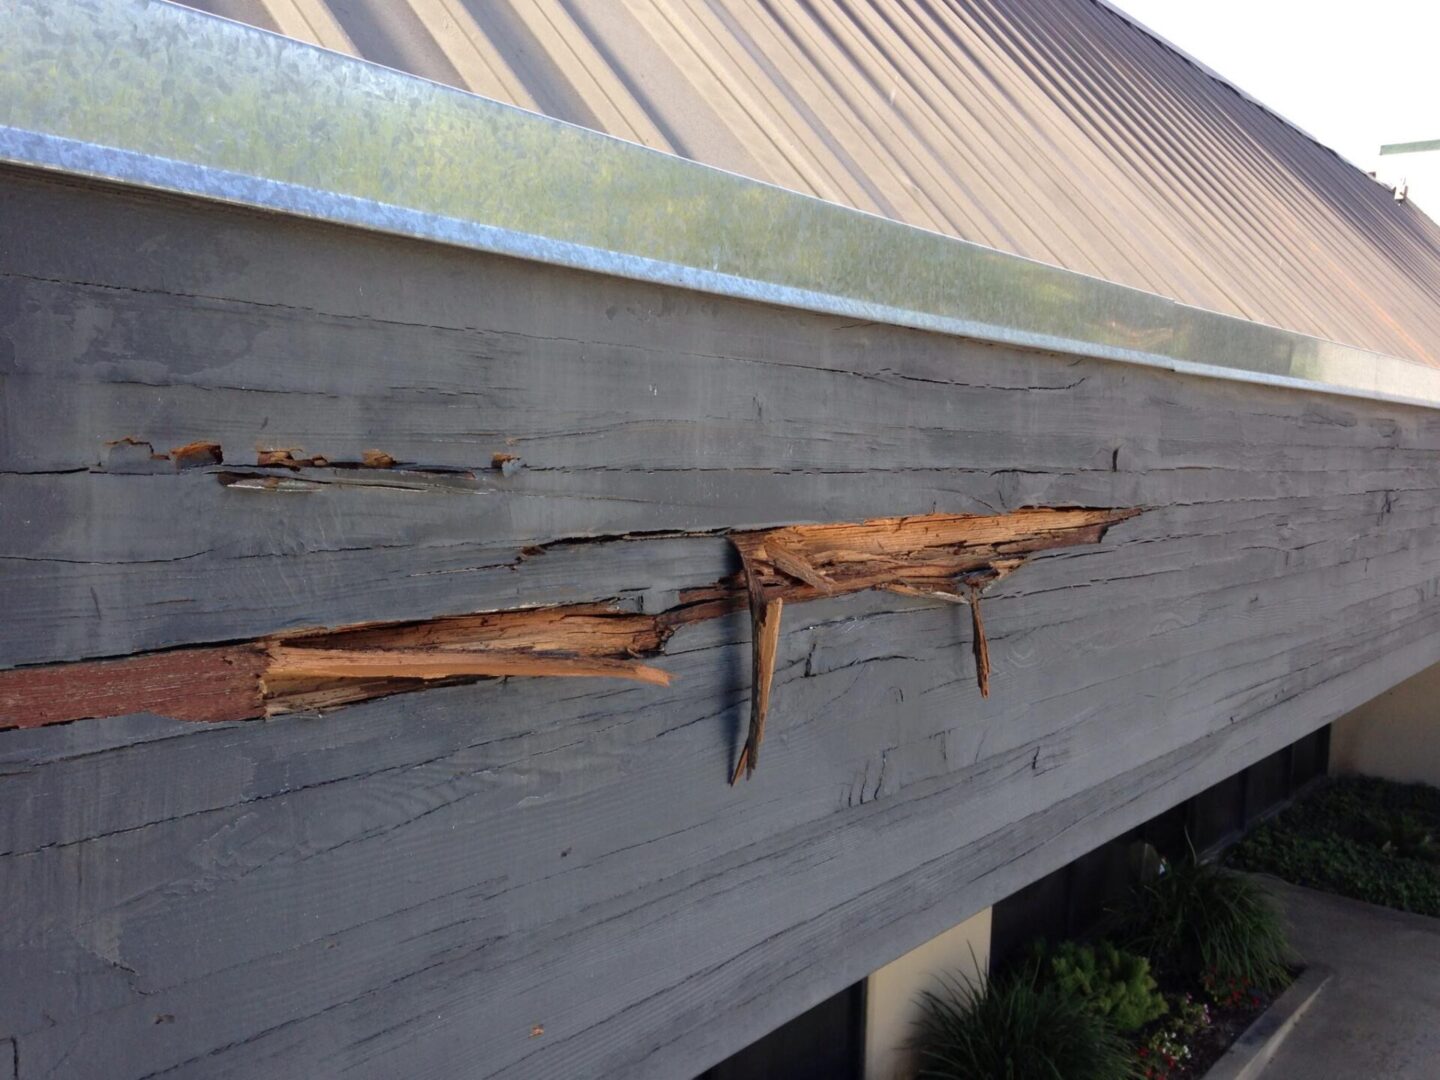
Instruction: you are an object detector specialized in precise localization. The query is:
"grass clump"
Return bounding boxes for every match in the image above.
[1229,776,1440,915]
[1111,856,1291,993]
[912,968,1139,1080]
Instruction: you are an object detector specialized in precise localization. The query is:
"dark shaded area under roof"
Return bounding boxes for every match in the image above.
[184,0,1440,367]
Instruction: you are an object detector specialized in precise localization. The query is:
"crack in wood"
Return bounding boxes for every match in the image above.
[99,434,476,483]
[0,507,1139,782]
[102,436,224,474]
[251,445,474,478]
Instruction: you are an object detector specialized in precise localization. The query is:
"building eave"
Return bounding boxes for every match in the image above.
[5,0,1440,410]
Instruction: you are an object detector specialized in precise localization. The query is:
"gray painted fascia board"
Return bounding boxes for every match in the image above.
[4,0,1440,410]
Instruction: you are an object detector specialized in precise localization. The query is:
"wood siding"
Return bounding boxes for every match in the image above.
[3,168,1439,1078]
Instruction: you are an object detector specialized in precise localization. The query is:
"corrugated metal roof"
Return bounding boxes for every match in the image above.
[182,0,1440,366]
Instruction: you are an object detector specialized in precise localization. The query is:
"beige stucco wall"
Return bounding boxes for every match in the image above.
[1331,658,1440,785]
[864,907,991,1080]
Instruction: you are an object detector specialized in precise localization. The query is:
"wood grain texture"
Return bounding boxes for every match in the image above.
[0,646,268,728]
[0,510,1128,731]
[3,171,1440,1079]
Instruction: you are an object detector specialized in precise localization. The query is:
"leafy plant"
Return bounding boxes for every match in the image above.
[1033,940,1168,1032]
[1229,776,1440,915]
[1111,854,1291,992]
[1232,827,1440,913]
[1199,968,1264,1010]
[912,966,1140,1080]
[1365,810,1439,862]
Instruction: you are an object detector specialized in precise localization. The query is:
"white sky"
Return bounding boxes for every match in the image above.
[1110,1,1439,168]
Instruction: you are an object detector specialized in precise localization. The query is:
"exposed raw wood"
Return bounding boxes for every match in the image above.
[267,646,670,685]
[0,509,1134,741]
[265,603,682,713]
[0,603,679,730]
[724,509,1136,768]
[969,586,992,698]
[0,645,268,728]
[168,440,224,468]
[731,541,785,782]
[257,447,329,469]
[279,604,671,656]
[728,509,1133,602]
[254,446,460,473]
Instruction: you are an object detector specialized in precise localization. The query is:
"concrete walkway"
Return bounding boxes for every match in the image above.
[1258,877,1440,1079]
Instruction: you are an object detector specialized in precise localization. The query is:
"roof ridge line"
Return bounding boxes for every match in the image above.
[1084,0,1371,174]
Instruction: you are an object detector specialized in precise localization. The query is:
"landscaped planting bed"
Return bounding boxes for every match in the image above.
[1229,776,1440,916]
[912,858,1295,1079]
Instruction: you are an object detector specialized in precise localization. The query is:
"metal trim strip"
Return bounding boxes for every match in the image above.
[4,0,1440,409]
[1380,139,1440,157]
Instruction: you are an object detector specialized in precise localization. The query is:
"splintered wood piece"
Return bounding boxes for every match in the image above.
[266,646,670,686]
[882,581,996,696]
[721,510,1137,734]
[284,606,668,656]
[763,538,837,593]
[968,586,991,698]
[731,542,785,784]
[880,583,969,604]
[731,508,1137,601]
[749,508,1132,565]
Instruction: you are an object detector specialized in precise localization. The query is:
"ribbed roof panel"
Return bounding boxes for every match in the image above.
[183,0,1440,365]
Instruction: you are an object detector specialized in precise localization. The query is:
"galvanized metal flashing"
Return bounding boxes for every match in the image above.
[4,0,1440,409]
[1380,139,1440,157]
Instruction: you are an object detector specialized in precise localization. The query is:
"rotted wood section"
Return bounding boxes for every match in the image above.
[0,507,1137,781]
[725,508,1132,776]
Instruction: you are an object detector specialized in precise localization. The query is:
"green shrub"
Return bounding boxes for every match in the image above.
[912,967,1139,1080]
[1364,809,1439,861]
[1229,776,1440,916]
[1267,776,1440,842]
[1231,820,1440,914]
[1035,941,1168,1032]
[1111,856,1291,992]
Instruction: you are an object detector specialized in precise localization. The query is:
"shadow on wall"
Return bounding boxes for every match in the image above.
[696,909,991,1080]
[1331,659,1440,786]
